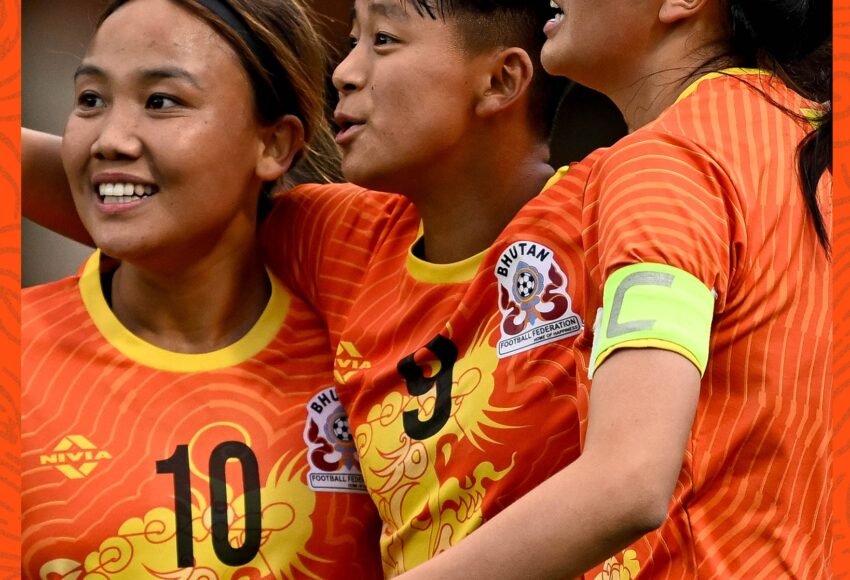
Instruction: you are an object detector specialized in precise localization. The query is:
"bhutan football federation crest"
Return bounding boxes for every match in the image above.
[495,241,582,357]
[304,386,367,493]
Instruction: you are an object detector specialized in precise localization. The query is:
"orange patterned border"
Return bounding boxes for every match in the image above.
[834,0,850,576]
[2,2,846,578]
[0,0,19,577]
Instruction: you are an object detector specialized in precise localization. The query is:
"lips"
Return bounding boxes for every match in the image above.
[333,112,366,146]
[544,0,565,35]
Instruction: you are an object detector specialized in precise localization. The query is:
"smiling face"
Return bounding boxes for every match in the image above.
[62,0,273,268]
[331,0,487,195]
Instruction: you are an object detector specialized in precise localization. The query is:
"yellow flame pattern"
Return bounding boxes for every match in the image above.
[356,325,522,576]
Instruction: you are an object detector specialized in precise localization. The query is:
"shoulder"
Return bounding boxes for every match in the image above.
[650,71,814,151]
[268,182,414,233]
[284,182,409,212]
[589,127,723,193]
[284,181,367,201]
[23,275,81,310]
[549,149,606,190]
[22,274,88,348]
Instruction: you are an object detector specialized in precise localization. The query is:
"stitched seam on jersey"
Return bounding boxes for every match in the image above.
[79,250,289,372]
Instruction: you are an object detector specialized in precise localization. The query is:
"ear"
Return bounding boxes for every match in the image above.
[658,0,710,24]
[474,47,535,119]
[256,114,305,182]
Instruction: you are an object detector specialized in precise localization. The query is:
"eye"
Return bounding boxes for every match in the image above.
[76,91,105,110]
[348,35,359,51]
[146,94,180,110]
[374,32,397,46]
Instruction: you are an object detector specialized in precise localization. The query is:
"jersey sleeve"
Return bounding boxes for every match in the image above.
[261,183,409,341]
[584,132,742,374]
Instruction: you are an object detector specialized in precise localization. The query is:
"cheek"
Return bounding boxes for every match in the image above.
[60,121,92,179]
[155,125,236,179]
[396,80,467,136]
[193,114,262,167]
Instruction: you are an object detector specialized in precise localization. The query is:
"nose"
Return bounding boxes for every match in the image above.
[332,43,367,95]
[91,104,143,161]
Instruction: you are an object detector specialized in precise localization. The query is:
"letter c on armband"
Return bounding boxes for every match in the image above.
[589,263,715,378]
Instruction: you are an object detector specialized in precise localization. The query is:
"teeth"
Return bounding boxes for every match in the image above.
[97,182,156,198]
[549,0,564,17]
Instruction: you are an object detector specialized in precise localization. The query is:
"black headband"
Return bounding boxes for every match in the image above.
[195,0,296,120]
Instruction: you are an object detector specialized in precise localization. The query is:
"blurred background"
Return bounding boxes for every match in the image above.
[22,0,626,287]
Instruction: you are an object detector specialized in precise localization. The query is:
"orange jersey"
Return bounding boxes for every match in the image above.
[577,71,832,578]
[264,174,594,576]
[22,252,382,579]
[262,183,413,346]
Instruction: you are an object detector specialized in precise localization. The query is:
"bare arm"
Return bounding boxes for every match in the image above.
[398,348,700,579]
[22,128,93,245]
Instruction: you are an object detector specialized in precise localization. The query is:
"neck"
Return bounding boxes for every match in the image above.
[610,71,691,131]
[608,29,728,131]
[408,135,554,264]
[109,245,270,354]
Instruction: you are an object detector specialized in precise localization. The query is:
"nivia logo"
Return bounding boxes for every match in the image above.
[39,435,112,479]
[334,341,372,384]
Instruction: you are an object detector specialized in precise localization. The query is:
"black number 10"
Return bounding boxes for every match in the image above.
[156,442,262,568]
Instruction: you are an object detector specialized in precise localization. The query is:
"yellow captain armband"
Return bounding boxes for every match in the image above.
[588,263,716,378]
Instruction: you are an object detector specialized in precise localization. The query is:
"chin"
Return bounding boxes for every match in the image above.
[541,46,569,78]
[344,154,433,198]
[342,162,392,194]
[90,232,150,262]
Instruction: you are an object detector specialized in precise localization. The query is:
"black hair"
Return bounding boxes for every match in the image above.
[726,0,832,253]
[407,0,568,141]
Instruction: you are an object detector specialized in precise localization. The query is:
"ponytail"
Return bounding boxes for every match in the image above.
[798,105,831,253]
[727,0,832,253]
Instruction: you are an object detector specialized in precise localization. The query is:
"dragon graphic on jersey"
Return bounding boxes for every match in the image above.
[354,324,521,575]
[594,549,642,580]
[37,423,322,580]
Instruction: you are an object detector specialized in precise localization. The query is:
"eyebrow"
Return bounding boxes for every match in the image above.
[352,0,410,22]
[73,64,105,82]
[73,64,202,89]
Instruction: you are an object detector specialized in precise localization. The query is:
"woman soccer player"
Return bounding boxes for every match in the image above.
[21,0,381,577]
[400,0,833,578]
